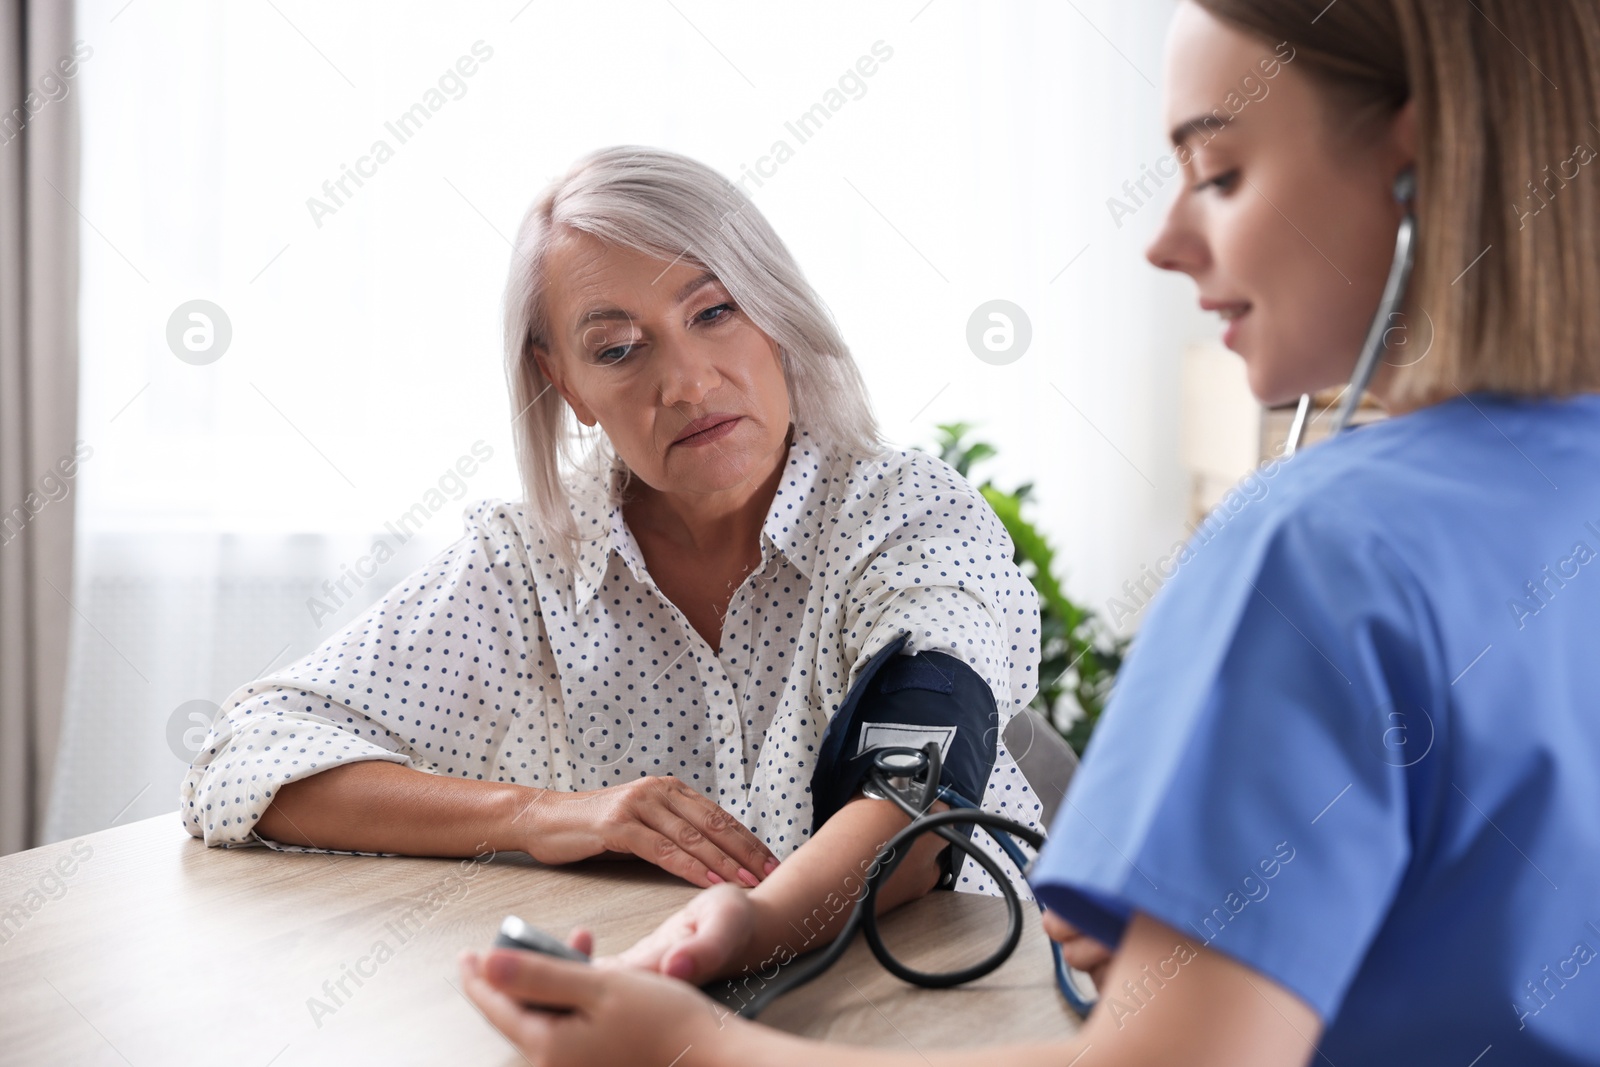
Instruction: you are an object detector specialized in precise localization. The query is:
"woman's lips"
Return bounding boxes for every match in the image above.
[1222,307,1251,349]
[1201,300,1253,350]
[672,415,742,447]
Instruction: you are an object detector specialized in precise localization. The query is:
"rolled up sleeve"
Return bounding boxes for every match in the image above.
[179,499,555,850]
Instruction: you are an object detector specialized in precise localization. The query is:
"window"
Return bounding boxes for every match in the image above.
[50,0,1190,843]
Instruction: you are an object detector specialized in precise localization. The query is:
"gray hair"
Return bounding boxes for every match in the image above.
[501,145,880,569]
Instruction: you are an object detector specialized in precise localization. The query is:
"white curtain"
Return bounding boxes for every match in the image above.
[1,0,81,855]
[49,0,1199,843]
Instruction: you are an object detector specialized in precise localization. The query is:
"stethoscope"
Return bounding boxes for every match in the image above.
[1283,168,1418,455]
[720,742,1100,1020]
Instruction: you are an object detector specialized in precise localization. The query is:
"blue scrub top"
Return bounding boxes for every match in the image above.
[1030,392,1600,1064]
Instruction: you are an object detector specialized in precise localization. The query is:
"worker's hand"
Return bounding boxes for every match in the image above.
[457,945,743,1067]
[605,882,760,984]
[511,777,779,889]
[1041,909,1113,989]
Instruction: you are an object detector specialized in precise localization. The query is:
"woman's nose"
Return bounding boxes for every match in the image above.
[655,337,721,410]
[1145,199,1207,276]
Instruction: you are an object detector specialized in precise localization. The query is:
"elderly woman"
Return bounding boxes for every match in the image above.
[181,146,1043,985]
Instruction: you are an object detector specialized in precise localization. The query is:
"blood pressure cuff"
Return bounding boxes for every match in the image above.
[811,632,1000,839]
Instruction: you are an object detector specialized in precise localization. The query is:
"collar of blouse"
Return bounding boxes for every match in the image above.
[564,425,830,614]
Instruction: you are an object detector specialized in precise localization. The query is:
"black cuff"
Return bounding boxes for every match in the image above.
[810,632,1000,837]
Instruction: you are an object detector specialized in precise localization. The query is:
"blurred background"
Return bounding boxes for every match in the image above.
[4,0,1288,855]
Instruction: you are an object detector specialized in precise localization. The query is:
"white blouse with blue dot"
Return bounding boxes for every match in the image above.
[180,427,1045,895]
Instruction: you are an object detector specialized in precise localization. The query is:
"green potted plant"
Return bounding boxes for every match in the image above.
[927,423,1128,756]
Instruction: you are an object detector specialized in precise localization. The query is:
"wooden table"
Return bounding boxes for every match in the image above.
[0,814,1081,1065]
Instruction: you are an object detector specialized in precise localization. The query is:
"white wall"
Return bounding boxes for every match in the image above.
[51,0,1215,841]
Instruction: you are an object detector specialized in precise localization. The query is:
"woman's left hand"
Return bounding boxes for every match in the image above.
[1041,908,1113,990]
[458,945,736,1067]
[605,882,762,984]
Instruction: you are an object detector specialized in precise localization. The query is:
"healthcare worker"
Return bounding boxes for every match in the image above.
[458,1,1600,1063]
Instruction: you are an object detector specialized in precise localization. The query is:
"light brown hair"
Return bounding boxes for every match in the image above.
[1195,0,1600,409]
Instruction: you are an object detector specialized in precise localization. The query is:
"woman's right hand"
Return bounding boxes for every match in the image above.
[605,882,762,983]
[512,776,780,889]
[459,944,743,1067]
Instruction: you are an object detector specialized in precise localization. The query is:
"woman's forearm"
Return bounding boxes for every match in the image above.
[736,794,948,972]
[255,760,532,857]
[711,909,1325,1067]
[254,763,781,887]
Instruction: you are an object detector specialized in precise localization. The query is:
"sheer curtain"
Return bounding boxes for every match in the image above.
[48,0,1197,843]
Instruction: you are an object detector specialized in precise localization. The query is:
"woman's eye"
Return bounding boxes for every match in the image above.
[696,302,734,324]
[1193,169,1241,194]
[596,343,635,364]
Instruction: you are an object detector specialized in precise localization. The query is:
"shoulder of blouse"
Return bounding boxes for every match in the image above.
[820,438,996,528]
[452,491,611,621]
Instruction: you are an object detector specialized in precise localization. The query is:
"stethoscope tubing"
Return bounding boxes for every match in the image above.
[1284,169,1418,455]
[727,744,1098,1019]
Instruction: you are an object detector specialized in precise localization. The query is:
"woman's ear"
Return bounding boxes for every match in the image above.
[532,343,598,427]
[773,343,797,426]
[1391,97,1418,175]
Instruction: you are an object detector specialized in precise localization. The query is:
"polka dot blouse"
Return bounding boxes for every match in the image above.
[180,427,1045,894]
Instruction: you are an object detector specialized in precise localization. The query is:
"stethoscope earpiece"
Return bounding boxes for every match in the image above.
[1393,166,1417,206]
